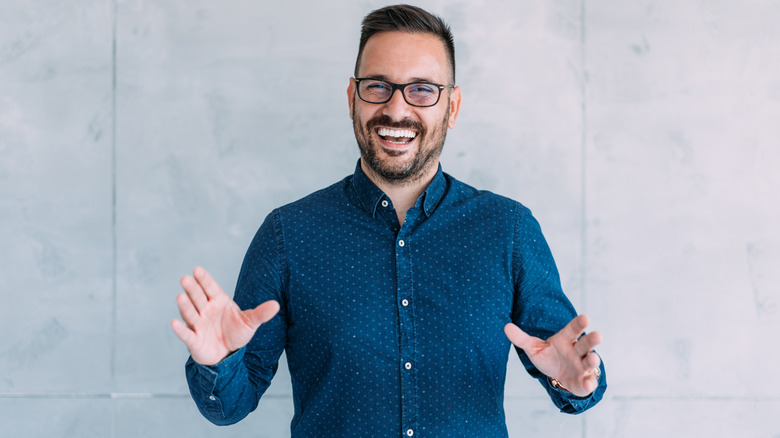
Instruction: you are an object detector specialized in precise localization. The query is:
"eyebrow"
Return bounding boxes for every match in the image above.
[363,74,439,84]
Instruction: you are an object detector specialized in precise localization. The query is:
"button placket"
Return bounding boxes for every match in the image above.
[395,230,417,435]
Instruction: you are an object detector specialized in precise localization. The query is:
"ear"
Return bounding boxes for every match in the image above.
[447,86,462,129]
[347,78,356,120]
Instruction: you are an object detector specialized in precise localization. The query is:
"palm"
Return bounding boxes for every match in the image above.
[171,267,280,366]
[519,337,573,383]
[504,315,602,397]
[180,293,255,365]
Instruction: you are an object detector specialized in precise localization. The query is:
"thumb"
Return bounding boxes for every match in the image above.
[504,322,534,350]
[244,300,281,330]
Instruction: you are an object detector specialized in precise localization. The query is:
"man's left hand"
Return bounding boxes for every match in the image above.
[504,315,602,397]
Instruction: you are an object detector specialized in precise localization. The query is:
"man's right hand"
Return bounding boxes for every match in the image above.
[171,266,280,366]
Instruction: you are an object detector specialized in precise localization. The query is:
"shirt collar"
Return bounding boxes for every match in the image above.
[352,161,387,217]
[420,164,446,217]
[351,160,447,218]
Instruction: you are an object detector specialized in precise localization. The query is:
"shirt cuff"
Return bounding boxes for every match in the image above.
[185,348,247,419]
[544,361,607,414]
[205,348,246,373]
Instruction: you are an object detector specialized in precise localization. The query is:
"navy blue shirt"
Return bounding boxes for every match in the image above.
[185,163,606,437]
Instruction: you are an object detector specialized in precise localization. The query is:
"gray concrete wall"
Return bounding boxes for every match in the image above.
[1,1,778,436]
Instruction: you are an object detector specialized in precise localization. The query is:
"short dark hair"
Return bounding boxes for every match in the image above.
[355,4,456,83]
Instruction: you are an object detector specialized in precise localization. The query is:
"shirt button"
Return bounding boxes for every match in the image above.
[401,299,409,307]
[405,362,412,370]
[381,200,389,208]
[407,429,414,436]
[398,239,405,247]
[208,395,216,401]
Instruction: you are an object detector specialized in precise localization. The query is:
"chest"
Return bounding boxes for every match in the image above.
[282,204,515,354]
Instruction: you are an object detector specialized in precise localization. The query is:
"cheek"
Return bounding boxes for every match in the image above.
[352,103,369,123]
[427,109,450,134]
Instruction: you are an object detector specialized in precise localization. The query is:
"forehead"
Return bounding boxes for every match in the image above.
[358,31,449,83]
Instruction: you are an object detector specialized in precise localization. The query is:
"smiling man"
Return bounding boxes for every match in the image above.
[172,5,606,437]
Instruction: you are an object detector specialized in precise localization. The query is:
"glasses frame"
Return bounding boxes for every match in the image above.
[354,77,455,108]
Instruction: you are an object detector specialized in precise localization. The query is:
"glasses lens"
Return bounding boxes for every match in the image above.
[405,83,439,107]
[358,80,392,103]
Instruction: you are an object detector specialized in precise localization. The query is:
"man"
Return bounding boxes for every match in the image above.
[171,4,606,437]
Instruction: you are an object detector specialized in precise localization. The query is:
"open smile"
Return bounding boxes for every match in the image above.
[375,127,418,145]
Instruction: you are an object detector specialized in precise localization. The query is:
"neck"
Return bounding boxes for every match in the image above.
[360,159,438,225]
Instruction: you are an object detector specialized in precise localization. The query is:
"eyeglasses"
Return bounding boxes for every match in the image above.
[354,78,455,108]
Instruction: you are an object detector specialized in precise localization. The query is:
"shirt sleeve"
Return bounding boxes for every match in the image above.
[185,209,288,425]
[510,203,606,414]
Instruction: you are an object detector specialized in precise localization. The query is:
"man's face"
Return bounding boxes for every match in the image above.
[348,31,461,185]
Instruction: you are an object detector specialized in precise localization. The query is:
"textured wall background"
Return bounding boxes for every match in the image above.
[1,0,778,437]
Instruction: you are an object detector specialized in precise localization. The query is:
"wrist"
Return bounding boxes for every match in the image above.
[549,377,570,393]
[548,367,601,395]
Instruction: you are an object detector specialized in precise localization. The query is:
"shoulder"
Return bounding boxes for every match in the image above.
[271,175,354,220]
[443,172,531,216]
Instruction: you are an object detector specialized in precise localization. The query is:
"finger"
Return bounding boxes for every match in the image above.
[181,275,208,312]
[193,266,226,300]
[176,293,201,327]
[504,323,538,351]
[581,373,599,395]
[243,300,281,330]
[559,314,589,343]
[581,363,602,393]
[171,318,195,346]
[582,351,601,370]
[573,331,603,357]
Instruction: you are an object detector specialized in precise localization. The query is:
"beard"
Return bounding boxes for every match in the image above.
[352,102,450,185]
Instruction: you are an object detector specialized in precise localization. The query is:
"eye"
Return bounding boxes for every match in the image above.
[365,81,390,91]
[407,84,436,95]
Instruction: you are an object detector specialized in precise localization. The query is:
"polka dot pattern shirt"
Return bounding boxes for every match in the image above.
[185,163,607,437]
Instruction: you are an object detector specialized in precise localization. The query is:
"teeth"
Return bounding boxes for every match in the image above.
[377,128,417,139]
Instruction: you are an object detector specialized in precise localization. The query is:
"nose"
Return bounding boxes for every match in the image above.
[382,88,413,119]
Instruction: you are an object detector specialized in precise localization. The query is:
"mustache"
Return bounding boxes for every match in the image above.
[366,114,424,133]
